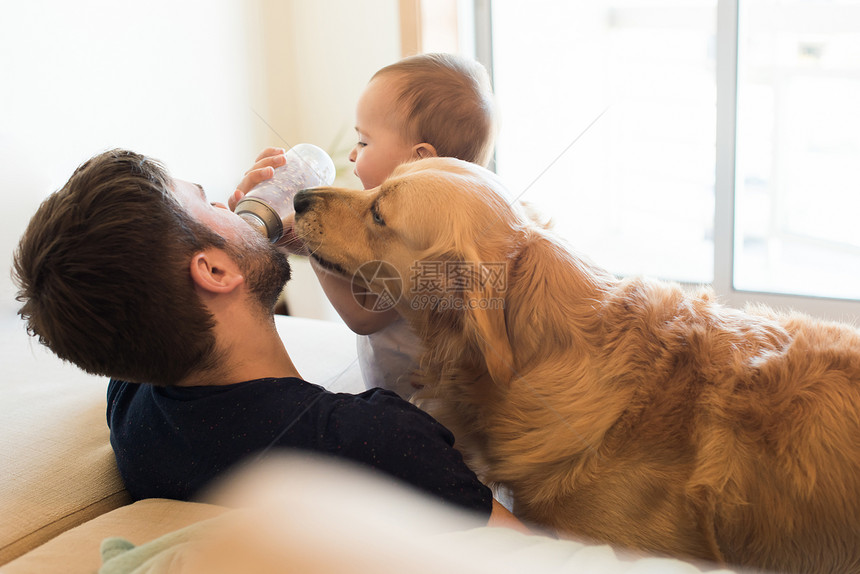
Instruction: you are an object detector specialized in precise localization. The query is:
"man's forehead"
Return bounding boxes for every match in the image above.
[170,179,207,205]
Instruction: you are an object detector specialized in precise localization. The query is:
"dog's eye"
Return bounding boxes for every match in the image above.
[371,206,385,226]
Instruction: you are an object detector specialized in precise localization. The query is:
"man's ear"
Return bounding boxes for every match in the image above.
[189,249,244,294]
[411,143,437,159]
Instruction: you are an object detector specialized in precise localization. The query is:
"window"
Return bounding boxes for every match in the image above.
[471,0,860,322]
[489,1,717,285]
[734,0,860,301]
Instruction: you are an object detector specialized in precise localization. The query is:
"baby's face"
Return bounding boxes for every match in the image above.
[349,76,417,190]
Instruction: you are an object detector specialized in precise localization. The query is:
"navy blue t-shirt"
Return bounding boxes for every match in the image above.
[106,378,492,517]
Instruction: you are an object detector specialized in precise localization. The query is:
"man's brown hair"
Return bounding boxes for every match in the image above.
[373,52,497,167]
[12,149,225,385]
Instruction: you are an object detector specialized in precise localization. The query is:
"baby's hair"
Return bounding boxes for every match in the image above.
[373,53,496,167]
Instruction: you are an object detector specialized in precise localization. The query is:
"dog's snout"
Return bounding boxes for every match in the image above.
[293,189,316,215]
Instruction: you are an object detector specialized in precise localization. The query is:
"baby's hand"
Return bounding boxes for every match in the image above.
[228,147,288,211]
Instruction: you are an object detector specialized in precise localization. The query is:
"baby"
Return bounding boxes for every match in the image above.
[233,53,496,399]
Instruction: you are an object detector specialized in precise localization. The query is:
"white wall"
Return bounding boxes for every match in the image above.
[0,0,401,321]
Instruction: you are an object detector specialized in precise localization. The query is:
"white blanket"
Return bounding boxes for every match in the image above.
[98,454,734,574]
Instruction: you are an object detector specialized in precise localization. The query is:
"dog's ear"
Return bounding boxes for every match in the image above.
[460,248,515,386]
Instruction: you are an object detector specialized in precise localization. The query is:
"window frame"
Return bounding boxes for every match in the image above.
[473,0,860,324]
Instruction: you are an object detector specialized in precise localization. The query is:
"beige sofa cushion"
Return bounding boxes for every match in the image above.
[0,321,130,564]
[0,314,363,566]
[0,499,226,574]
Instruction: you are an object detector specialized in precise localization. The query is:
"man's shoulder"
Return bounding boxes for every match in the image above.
[105,378,422,423]
[107,377,329,405]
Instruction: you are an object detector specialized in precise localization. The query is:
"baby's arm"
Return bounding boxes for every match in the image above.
[312,264,400,335]
[313,264,400,334]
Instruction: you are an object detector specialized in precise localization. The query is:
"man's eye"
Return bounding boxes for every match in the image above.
[356,141,367,148]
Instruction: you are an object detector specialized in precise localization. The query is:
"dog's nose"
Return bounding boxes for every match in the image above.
[293,189,315,215]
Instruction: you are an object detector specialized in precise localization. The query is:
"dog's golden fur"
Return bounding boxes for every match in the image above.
[294,157,860,573]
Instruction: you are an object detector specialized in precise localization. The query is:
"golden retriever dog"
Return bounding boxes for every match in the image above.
[293,157,860,573]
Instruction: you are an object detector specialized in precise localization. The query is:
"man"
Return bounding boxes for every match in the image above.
[13,149,521,528]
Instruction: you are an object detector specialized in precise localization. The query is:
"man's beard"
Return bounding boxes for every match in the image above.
[227,233,292,313]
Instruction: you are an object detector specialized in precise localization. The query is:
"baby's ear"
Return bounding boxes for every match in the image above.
[412,143,437,159]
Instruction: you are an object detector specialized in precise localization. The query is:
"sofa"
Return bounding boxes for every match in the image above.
[0,314,732,573]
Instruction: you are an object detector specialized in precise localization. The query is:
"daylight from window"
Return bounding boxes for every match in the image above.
[489,0,860,302]
[491,1,718,284]
[734,0,860,300]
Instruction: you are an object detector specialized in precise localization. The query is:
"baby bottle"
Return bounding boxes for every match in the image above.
[235,143,336,242]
